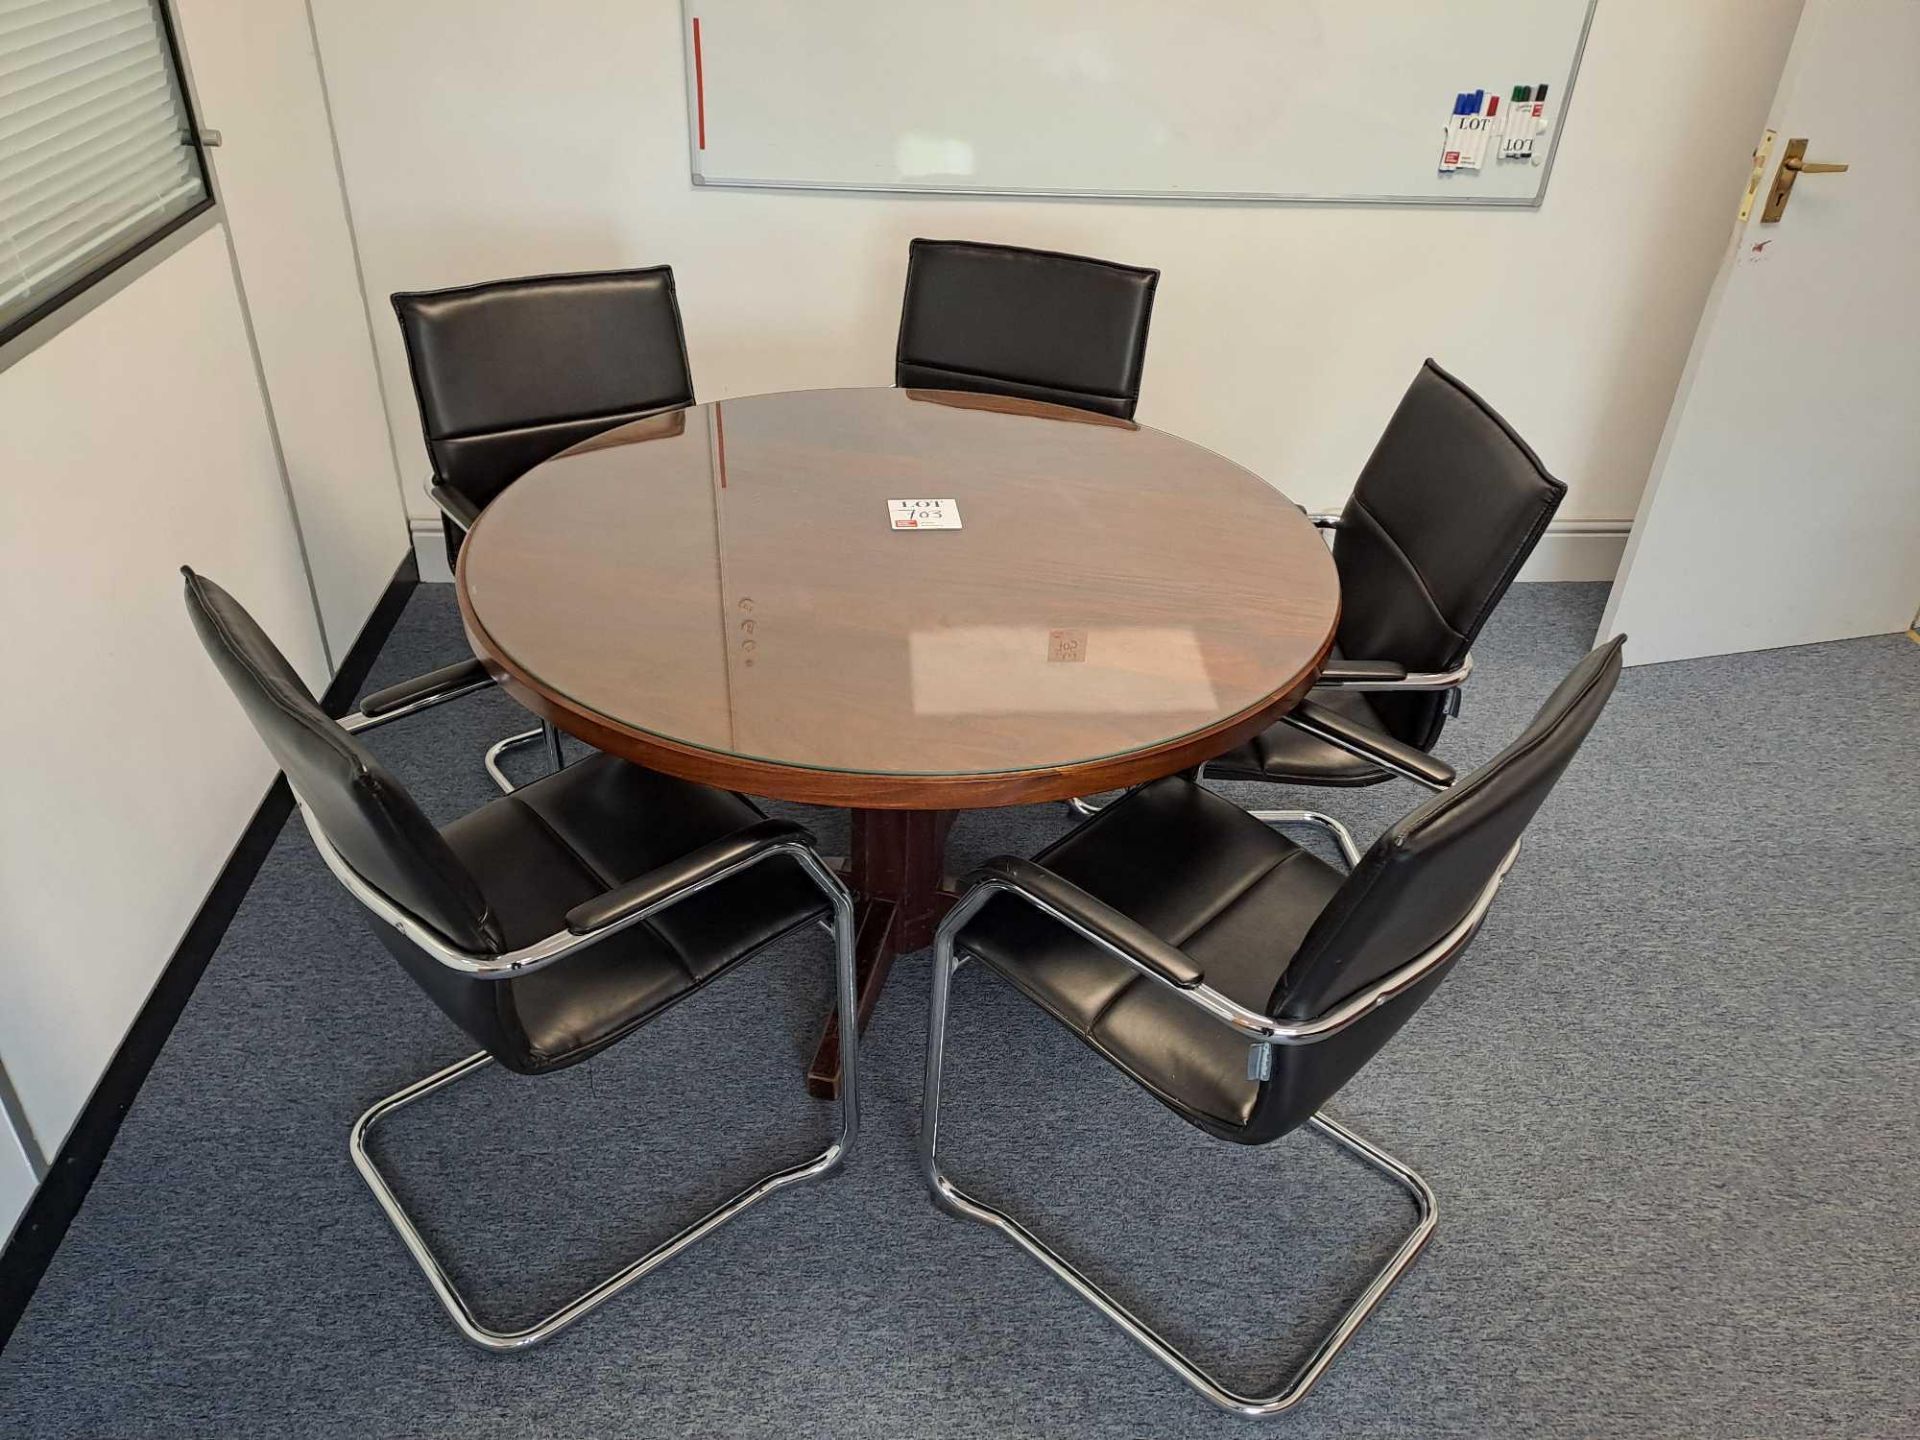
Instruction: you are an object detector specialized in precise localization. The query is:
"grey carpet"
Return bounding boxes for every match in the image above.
[2,584,1915,1438]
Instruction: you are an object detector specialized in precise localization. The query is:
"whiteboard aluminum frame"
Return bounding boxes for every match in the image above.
[679,0,1597,209]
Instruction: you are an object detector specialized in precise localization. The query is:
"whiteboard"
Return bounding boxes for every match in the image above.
[682,1,1597,206]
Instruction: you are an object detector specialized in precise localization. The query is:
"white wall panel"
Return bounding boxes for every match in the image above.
[0,227,325,1155]
[173,0,408,660]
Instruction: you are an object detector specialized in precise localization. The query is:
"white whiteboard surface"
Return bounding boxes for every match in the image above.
[683,1,1596,206]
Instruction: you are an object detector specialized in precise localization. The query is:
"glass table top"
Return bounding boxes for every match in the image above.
[459,387,1338,782]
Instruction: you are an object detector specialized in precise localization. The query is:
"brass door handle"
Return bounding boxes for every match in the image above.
[1761,138,1850,222]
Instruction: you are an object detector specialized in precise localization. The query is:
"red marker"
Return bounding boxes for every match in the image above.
[692,17,707,151]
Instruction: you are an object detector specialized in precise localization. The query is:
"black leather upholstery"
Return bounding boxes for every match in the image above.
[1273,697,1456,790]
[966,855,1206,990]
[1209,360,1566,787]
[432,760,824,1069]
[392,268,695,563]
[357,658,491,718]
[960,637,1623,1144]
[184,568,500,953]
[961,780,1344,1135]
[895,239,1158,419]
[183,569,824,1076]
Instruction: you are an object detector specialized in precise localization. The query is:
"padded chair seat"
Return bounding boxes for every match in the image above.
[1206,683,1402,787]
[440,754,826,1069]
[958,777,1344,1133]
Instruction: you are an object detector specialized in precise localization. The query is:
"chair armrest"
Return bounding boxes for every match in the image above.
[1313,653,1475,692]
[1280,699,1456,791]
[428,483,480,531]
[1314,658,1409,685]
[338,658,496,732]
[565,819,817,936]
[961,856,1203,989]
[959,844,1521,1051]
[1291,502,1346,530]
[297,797,831,981]
[358,658,493,718]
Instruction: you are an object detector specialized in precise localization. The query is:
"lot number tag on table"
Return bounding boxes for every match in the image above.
[888,498,962,530]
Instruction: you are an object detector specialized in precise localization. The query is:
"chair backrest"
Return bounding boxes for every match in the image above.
[392,267,694,511]
[181,568,502,957]
[895,239,1158,419]
[1248,636,1624,1141]
[1333,359,1567,747]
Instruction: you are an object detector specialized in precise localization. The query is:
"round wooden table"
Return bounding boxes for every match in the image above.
[457,386,1339,1096]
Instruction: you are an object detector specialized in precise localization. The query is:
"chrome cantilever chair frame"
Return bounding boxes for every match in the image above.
[329,680,861,1351]
[921,807,1516,1414]
[427,483,564,793]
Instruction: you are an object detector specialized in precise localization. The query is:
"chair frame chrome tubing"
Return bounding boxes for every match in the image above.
[339,669,562,793]
[1059,512,1476,816]
[1312,652,1474,693]
[483,722,566,793]
[1065,699,1459,821]
[327,819,860,1352]
[1248,809,1364,869]
[321,690,861,1351]
[337,674,498,734]
[429,481,567,794]
[919,841,1516,1416]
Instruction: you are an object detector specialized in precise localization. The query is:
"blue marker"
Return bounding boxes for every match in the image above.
[1442,93,1470,172]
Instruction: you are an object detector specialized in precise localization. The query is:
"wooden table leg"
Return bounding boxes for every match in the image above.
[806,808,956,1099]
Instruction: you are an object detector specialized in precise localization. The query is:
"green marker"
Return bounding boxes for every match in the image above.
[1504,85,1531,159]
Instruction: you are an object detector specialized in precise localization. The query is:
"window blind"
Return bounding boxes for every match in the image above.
[0,0,208,337]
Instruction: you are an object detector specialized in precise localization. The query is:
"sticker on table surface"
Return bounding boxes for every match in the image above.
[1047,629,1087,663]
[888,498,962,530]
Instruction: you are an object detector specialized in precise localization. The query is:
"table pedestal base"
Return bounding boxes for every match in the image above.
[806,808,958,1099]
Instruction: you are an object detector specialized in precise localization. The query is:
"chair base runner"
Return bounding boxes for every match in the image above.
[920,940,1437,1417]
[351,1039,855,1351]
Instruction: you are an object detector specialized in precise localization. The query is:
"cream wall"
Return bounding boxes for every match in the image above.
[0,0,412,1242]
[172,0,408,660]
[0,227,328,1171]
[310,0,1803,565]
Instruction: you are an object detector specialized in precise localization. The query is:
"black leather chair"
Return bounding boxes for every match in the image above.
[895,239,1158,419]
[1187,360,1568,851]
[392,267,695,790]
[182,568,857,1351]
[924,637,1625,1415]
